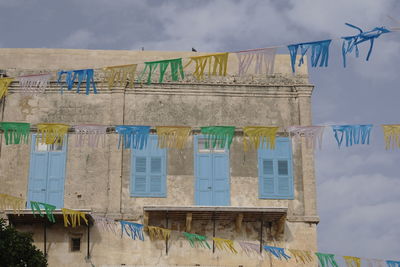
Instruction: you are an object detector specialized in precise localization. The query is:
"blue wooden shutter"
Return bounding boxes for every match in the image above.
[27,135,48,207]
[27,135,67,209]
[212,153,230,206]
[194,136,213,205]
[258,137,293,199]
[133,157,147,194]
[131,135,166,197]
[46,142,67,208]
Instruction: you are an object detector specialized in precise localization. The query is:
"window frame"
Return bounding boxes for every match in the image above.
[130,135,167,198]
[258,137,294,200]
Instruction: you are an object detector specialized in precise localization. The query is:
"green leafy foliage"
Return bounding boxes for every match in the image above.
[0,218,47,267]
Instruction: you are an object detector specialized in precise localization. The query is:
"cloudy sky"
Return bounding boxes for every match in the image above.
[1,0,400,262]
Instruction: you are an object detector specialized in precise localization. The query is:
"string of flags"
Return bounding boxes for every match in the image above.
[0,195,398,266]
[0,23,395,98]
[1,122,400,150]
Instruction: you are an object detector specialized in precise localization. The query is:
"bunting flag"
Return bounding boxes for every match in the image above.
[343,256,361,267]
[0,193,25,215]
[185,53,229,80]
[17,74,50,94]
[182,232,211,249]
[382,125,400,150]
[238,241,260,256]
[0,122,30,145]
[286,126,325,150]
[288,40,331,72]
[61,208,89,227]
[341,23,390,67]
[30,201,56,223]
[103,64,137,89]
[366,259,385,267]
[315,252,339,267]
[74,124,108,147]
[263,245,291,260]
[139,58,184,84]
[120,220,144,241]
[115,125,150,149]
[332,124,373,148]
[213,237,238,254]
[156,126,191,149]
[200,126,235,149]
[242,126,279,151]
[0,77,14,99]
[36,123,69,145]
[147,226,171,241]
[57,69,97,95]
[92,215,119,234]
[288,249,314,264]
[235,48,276,76]
[387,261,400,267]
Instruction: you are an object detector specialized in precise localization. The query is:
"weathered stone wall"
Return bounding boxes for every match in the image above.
[0,49,318,266]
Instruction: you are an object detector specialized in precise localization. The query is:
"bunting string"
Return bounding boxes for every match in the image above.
[288,249,314,264]
[366,259,386,267]
[332,124,373,148]
[36,123,69,145]
[92,215,119,234]
[238,241,260,256]
[343,256,361,267]
[17,74,50,94]
[288,39,332,72]
[57,69,97,95]
[315,252,339,267]
[387,261,400,267]
[30,201,56,223]
[61,208,88,227]
[201,126,235,149]
[0,193,25,215]
[243,126,279,151]
[213,237,238,254]
[147,226,171,241]
[263,245,291,260]
[0,77,13,99]
[286,125,325,150]
[115,125,150,149]
[185,53,229,80]
[103,64,137,89]
[139,58,184,84]
[0,122,30,145]
[156,126,191,149]
[341,23,391,67]
[89,215,398,264]
[74,124,107,147]
[235,48,276,76]
[182,232,211,249]
[120,220,145,241]
[382,125,400,150]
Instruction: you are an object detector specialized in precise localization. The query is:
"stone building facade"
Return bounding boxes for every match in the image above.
[0,49,318,267]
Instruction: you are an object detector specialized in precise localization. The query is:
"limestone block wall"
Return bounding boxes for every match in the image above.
[0,49,318,266]
[0,82,315,218]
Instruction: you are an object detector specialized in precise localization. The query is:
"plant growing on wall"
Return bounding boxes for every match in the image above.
[0,218,48,267]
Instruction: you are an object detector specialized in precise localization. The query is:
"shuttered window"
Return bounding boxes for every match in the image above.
[131,135,167,197]
[258,137,294,199]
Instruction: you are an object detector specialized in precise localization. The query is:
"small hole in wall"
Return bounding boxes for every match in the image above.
[77,194,82,198]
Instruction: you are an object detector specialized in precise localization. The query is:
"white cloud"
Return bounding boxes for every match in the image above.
[317,172,400,259]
